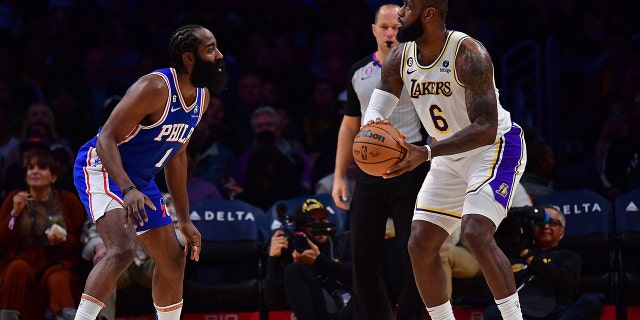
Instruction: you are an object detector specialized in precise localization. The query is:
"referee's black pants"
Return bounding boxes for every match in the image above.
[350,160,430,320]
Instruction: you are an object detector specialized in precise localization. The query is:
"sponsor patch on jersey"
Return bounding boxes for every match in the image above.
[440,60,451,74]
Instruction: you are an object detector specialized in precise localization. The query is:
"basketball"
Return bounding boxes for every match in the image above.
[352,123,407,176]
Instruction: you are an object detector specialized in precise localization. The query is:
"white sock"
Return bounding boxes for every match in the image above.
[426,300,455,320]
[155,299,183,320]
[495,293,524,320]
[74,294,105,320]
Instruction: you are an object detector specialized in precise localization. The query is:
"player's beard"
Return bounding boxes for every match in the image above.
[397,18,424,43]
[191,54,228,96]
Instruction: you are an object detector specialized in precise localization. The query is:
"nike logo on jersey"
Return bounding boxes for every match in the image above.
[407,69,417,74]
[171,106,182,112]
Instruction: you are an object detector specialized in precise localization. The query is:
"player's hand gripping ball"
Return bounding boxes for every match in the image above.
[352,123,407,176]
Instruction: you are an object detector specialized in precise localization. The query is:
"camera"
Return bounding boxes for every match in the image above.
[276,203,336,253]
[283,218,312,253]
[495,206,549,257]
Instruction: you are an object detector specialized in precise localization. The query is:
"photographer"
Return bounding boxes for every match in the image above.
[485,205,603,320]
[264,198,352,320]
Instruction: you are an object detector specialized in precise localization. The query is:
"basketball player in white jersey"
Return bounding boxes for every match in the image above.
[362,1,527,320]
[72,25,227,320]
[333,4,427,320]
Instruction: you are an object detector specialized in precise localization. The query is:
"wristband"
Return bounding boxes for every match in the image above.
[425,145,432,162]
[363,89,399,123]
[8,210,17,230]
[121,185,137,197]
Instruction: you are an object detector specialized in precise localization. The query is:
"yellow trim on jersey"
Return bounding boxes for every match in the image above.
[401,42,411,81]
[467,138,503,193]
[452,34,470,87]
[415,206,462,219]
[506,124,527,208]
[414,31,455,70]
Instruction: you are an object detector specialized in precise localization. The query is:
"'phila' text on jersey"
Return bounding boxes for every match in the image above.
[153,123,194,143]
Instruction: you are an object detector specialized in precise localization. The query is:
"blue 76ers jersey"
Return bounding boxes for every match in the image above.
[76,68,204,189]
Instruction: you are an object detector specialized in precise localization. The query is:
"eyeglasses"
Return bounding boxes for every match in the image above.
[544,218,564,228]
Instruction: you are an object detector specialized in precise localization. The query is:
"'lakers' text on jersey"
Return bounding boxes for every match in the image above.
[400,31,512,145]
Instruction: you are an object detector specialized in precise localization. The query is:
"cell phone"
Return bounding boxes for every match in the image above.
[292,231,310,253]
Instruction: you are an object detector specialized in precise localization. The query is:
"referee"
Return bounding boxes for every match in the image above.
[332,4,430,320]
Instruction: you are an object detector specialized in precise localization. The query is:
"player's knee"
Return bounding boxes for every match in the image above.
[161,248,186,273]
[408,232,439,259]
[170,250,186,269]
[108,242,137,266]
[460,225,493,253]
[407,232,421,257]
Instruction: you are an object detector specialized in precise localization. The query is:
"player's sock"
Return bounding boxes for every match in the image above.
[155,299,183,320]
[426,300,455,320]
[74,294,105,320]
[495,293,524,320]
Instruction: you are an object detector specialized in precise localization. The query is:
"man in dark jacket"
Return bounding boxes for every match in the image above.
[485,205,603,319]
[264,198,352,320]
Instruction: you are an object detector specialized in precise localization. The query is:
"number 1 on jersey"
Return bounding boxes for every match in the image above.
[155,148,173,168]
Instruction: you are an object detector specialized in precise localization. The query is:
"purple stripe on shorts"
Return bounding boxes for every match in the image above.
[488,123,525,209]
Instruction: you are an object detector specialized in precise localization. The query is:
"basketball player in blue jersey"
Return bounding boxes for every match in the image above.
[72,25,227,320]
[333,4,426,320]
[362,1,527,320]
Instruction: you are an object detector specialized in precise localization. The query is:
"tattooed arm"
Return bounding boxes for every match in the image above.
[429,38,499,158]
[383,39,500,178]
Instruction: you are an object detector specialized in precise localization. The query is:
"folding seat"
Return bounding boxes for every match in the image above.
[614,187,640,319]
[182,199,266,314]
[535,189,616,304]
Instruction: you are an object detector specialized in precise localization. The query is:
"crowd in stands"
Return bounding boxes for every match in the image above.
[0,0,637,203]
[0,0,639,318]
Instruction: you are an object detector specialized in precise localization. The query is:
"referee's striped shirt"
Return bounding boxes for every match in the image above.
[345,53,424,144]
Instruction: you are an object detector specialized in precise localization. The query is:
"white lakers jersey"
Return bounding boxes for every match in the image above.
[400,31,512,144]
